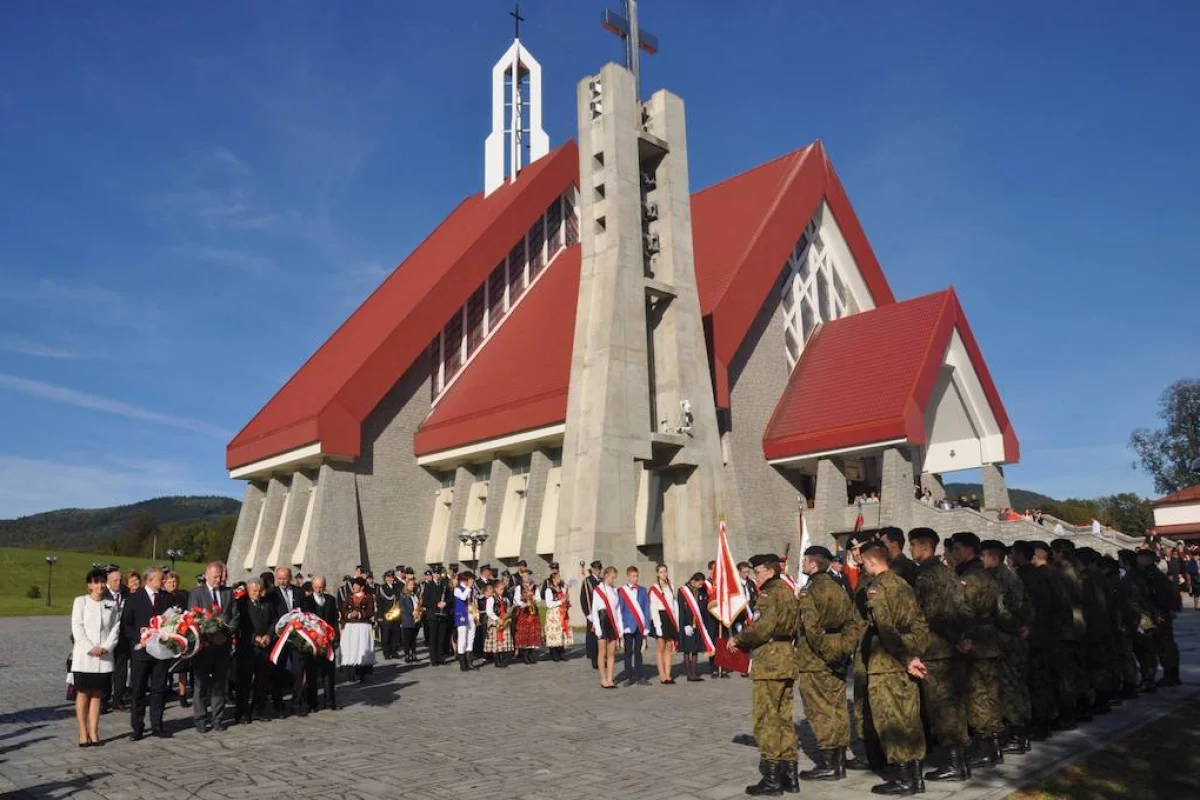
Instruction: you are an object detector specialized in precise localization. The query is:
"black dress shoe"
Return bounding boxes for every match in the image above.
[130,731,144,741]
[152,729,173,739]
[179,696,191,708]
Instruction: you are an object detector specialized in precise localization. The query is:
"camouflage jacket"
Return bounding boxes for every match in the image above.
[861,570,929,675]
[736,575,798,681]
[1120,569,1157,630]
[796,571,861,673]
[955,557,1006,659]
[1043,563,1080,641]
[891,553,918,587]
[913,556,965,660]
[1053,559,1088,639]
[988,564,1032,639]
[1081,566,1115,643]
[1016,563,1058,649]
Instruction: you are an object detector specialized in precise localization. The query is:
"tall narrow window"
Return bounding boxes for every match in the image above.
[443,312,464,383]
[546,196,563,251]
[507,240,527,302]
[564,196,579,247]
[487,261,507,328]
[429,335,442,399]
[466,286,485,351]
[527,216,546,281]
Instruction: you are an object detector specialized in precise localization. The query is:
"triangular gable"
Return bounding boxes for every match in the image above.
[413,246,581,458]
[762,288,1018,464]
[692,141,896,407]
[226,141,579,470]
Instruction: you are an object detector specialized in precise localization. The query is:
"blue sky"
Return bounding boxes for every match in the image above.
[2,1,1197,518]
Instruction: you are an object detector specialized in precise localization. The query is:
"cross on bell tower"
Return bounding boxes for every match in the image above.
[483,4,550,196]
[602,0,659,99]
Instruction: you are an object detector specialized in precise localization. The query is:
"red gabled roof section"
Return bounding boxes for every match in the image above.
[413,246,581,457]
[226,141,579,471]
[1154,483,1200,507]
[762,288,1019,463]
[1153,522,1200,538]
[692,141,896,408]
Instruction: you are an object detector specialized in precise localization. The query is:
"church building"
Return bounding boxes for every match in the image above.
[225,20,1024,587]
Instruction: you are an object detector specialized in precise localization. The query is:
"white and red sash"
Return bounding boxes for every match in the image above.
[648,584,678,636]
[780,573,798,594]
[594,585,618,636]
[618,585,648,635]
[679,586,716,655]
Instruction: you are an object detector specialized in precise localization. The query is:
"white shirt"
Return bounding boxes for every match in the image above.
[590,584,624,637]
[542,586,564,608]
[485,596,501,622]
[648,584,677,637]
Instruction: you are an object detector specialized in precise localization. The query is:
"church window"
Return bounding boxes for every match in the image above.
[471,462,492,482]
[528,217,545,281]
[487,261,507,327]
[565,194,579,247]
[780,215,855,370]
[429,335,443,397]
[466,286,486,351]
[443,311,464,382]
[546,196,563,250]
[507,240,527,301]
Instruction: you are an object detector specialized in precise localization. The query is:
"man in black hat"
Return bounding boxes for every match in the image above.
[377,570,402,660]
[421,565,450,665]
[795,545,862,782]
[580,560,603,669]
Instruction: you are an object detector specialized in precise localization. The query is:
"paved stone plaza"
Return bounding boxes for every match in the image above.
[1,614,1197,800]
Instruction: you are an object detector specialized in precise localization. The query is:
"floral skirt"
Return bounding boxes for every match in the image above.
[516,610,543,649]
[485,619,515,653]
[543,607,574,648]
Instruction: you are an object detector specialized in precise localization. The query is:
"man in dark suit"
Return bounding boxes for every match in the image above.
[303,575,340,711]
[267,566,307,715]
[103,565,129,712]
[120,566,173,740]
[235,577,276,723]
[187,561,238,733]
[580,560,603,669]
[422,565,450,666]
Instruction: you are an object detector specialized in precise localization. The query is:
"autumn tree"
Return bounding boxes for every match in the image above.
[1131,379,1200,494]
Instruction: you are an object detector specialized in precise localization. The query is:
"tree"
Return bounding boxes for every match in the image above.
[1131,379,1200,495]
[1098,493,1155,536]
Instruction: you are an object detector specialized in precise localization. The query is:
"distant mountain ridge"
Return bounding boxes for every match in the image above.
[0,495,241,551]
[942,483,1058,511]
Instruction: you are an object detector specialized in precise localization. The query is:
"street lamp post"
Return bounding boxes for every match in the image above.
[45,555,58,608]
[458,529,488,569]
[166,549,182,573]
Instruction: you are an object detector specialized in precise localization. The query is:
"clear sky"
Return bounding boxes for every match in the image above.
[2,1,1197,518]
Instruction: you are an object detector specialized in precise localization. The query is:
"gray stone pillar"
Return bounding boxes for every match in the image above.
[226,480,267,578]
[982,463,1011,511]
[305,462,363,581]
[812,458,848,549]
[880,447,915,532]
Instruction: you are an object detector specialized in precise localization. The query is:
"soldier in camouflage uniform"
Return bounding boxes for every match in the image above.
[1010,541,1060,739]
[1076,547,1117,714]
[858,541,930,796]
[794,546,863,781]
[1049,539,1090,726]
[1139,549,1182,687]
[1118,549,1159,692]
[846,532,883,772]
[732,553,800,796]
[1100,554,1138,701]
[881,527,918,586]
[909,528,971,782]
[981,539,1034,754]
[949,532,1009,769]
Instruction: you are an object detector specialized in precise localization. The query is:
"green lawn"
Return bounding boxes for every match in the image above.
[0,547,209,617]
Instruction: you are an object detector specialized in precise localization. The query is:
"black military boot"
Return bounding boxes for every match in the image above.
[745,760,784,796]
[779,761,800,793]
[870,762,918,795]
[966,734,1000,768]
[1001,725,1029,754]
[925,745,969,781]
[799,749,842,781]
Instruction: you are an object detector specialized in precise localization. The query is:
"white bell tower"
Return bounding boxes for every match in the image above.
[484,5,550,197]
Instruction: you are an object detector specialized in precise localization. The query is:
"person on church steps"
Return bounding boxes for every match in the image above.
[453,570,477,672]
[591,566,624,689]
[339,577,376,683]
[677,573,712,683]
[857,541,929,796]
[304,576,340,711]
[541,566,573,662]
[617,566,651,686]
[580,560,603,670]
[514,572,544,664]
[484,579,515,667]
[376,571,403,660]
[648,563,678,684]
[730,553,800,796]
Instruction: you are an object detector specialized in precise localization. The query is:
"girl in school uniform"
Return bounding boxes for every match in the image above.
[648,563,679,684]
[590,566,624,689]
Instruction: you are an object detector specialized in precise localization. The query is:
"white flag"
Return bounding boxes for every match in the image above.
[796,513,813,589]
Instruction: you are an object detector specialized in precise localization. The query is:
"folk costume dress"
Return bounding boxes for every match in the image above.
[484,596,515,654]
[338,591,376,671]
[453,583,476,655]
[542,584,574,648]
[515,586,544,651]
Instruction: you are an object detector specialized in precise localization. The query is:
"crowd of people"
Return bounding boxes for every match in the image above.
[728,528,1185,796]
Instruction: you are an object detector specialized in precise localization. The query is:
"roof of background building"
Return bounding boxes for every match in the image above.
[761,288,1019,463]
[226,141,579,470]
[1153,484,1200,507]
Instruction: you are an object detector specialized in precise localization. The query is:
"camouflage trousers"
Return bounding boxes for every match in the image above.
[797,669,850,749]
[1053,640,1088,722]
[852,664,886,770]
[1116,634,1138,687]
[1134,630,1159,681]
[966,657,1004,736]
[868,671,925,765]
[752,678,797,762]
[1000,640,1032,726]
[919,658,969,747]
[1154,620,1180,675]
[1027,645,1058,727]
[1085,639,1116,700]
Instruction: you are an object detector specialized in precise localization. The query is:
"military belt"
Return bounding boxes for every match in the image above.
[824,625,843,634]
[770,635,795,642]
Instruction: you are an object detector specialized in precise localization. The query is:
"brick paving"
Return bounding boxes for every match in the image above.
[1,613,1197,800]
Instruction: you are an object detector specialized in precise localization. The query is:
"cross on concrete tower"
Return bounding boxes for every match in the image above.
[510,3,524,39]
[601,0,658,98]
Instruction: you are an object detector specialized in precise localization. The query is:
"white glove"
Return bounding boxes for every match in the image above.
[623,627,632,635]
[684,625,695,637]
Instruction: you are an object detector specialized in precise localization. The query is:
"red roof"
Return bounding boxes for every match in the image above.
[226,141,579,470]
[1153,484,1200,507]
[762,288,1019,462]
[1153,522,1200,539]
[413,246,581,456]
[692,141,895,408]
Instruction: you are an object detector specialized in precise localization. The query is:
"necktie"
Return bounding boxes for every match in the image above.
[212,587,221,612]
[150,591,157,610]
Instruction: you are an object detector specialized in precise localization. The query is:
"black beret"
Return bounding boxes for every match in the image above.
[979,539,1008,553]
[803,545,834,560]
[423,568,433,576]
[449,563,460,571]
[383,570,395,578]
[1051,538,1075,552]
[590,560,603,569]
[1030,541,1052,554]
[549,561,560,570]
[950,531,981,550]
[516,560,528,567]
[908,527,940,544]
[748,553,779,568]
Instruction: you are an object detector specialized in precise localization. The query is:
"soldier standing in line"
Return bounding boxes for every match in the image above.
[1118,549,1159,692]
[1034,541,1084,729]
[1098,555,1137,702]
[857,541,930,796]
[1011,541,1060,740]
[846,532,885,773]
[1076,547,1117,715]
[730,553,800,796]
[949,532,1008,769]
[909,528,972,783]
[881,528,918,586]
[982,540,1034,755]
[1139,549,1183,687]
[794,546,863,782]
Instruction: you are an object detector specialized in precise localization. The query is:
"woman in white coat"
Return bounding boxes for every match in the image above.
[70,567,121,746]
